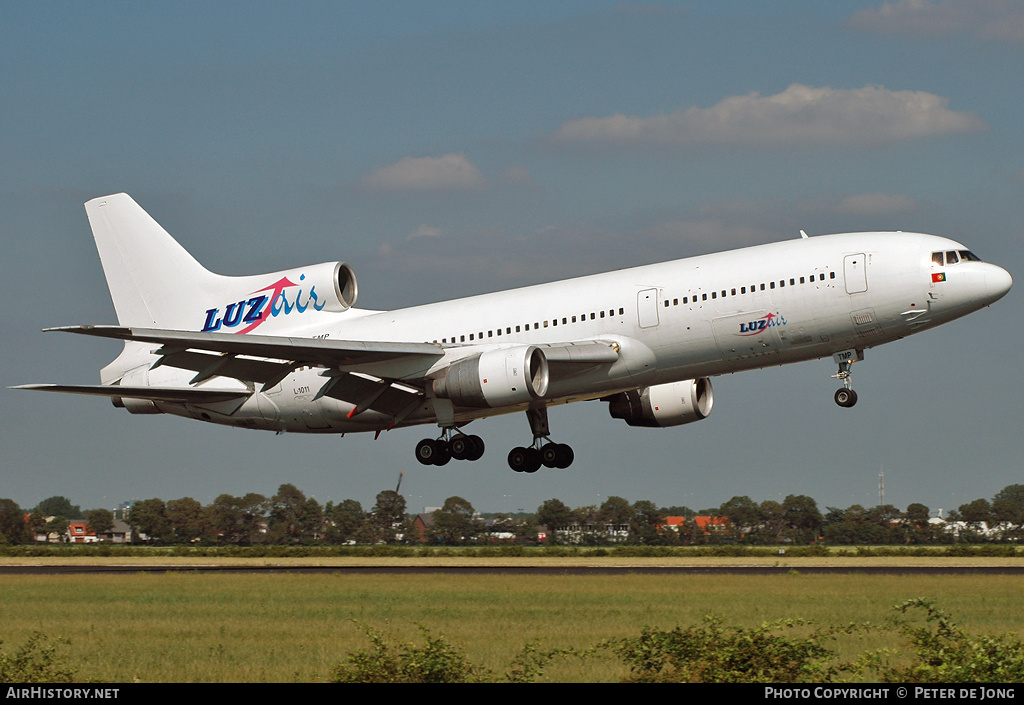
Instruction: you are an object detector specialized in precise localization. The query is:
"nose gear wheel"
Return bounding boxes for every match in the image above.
[831,351,862,408]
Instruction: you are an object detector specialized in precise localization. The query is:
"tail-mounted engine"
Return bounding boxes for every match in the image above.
[262,261,358,312]
[111,365,161,414]
[432,346,549,408]
[607,378,714,427]
[199,261,358,332]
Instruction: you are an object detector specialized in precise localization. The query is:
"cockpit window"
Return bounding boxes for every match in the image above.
[932,250,983,266]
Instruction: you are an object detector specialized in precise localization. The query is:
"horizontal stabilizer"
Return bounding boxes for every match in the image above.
[12,384,250,404]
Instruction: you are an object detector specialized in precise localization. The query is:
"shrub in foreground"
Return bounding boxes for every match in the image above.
[608,616,857,683]
[331,600,1024,683]
[0,633,76,683]
[873,598,1024,683]
[330,624,564,683]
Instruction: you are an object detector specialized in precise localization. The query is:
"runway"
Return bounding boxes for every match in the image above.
[3,564,1023,575]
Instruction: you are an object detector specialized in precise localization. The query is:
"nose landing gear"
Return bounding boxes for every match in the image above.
[831,349,863,408]
[834,386,858,408]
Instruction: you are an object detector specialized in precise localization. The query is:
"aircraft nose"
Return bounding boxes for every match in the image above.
[985,264,1013,304]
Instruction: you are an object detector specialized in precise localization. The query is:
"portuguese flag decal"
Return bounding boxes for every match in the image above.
[932,272,946,283]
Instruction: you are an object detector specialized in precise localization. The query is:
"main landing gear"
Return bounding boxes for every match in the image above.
[412,407,575,473]
[832,349,863,408]
[414,430,485,466]
[507,407,574,473]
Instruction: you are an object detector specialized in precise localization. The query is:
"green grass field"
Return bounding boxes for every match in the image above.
[3,568,1023,682]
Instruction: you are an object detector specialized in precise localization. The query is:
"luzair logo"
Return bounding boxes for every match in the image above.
[201,275,327,334]
[738,312,786,336]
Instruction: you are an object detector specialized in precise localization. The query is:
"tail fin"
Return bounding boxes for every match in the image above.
[86,193,221,329]
[86,192,358,344]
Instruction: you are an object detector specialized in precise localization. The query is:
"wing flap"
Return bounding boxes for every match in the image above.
[153,350,290,387]
[317,372,425,419]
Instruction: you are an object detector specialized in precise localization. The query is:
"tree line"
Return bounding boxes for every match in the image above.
[2,483,1024,546]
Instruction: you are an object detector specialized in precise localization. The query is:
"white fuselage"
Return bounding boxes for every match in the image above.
[134,230,1010,434]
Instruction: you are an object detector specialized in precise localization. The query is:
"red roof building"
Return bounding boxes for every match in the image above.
[67,522,98,543]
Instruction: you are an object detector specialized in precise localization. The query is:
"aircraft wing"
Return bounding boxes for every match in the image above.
[46,325,443,367]
[45,326,619,376]
[31,326,620,423]
[11,383,250,404]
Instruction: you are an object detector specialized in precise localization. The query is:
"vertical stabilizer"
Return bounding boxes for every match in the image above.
[85,194,220,329]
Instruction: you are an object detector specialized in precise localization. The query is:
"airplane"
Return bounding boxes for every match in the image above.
[15,193,1013,473]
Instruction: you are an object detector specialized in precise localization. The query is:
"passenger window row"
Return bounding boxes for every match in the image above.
[436,266,840,344]
[662,271,836,307]
[439,307,627,344]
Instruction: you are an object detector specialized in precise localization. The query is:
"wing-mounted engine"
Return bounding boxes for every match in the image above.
[432,346,549,408]
[607,378,714,427]
[200,261,358,332]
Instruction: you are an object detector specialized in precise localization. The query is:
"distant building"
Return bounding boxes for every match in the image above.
[659,516,688,532]
[929,516,1011,540]
[412,513,435,542]
[554,521,628,543]
[482,520,516,541]
[66,522,98,543]
[692,516,731,535]
[657,515,732,538]
[96,519,133,544]
[27,514,60,543]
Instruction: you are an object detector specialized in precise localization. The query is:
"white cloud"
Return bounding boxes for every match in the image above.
[848,0,1024,43]
[362,153,485,191]
[408,225,443,240]
[498,165,536,188]
[552,84,985,147]
[837,193,919,216]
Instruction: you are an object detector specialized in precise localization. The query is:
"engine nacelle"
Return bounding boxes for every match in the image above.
[268,261,358,312]
[111,395,161,414]
[112,366,162,414]
[432,346,550,408]
[607,378,714,427]
[200,261,359,332]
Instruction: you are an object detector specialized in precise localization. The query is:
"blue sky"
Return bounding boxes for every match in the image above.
[2,1,1022,516]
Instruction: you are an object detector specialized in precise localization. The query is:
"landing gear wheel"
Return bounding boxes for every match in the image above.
[450,434,471,460]
[415,439,452,466]
[432,440,452,466]
[541,443,574,469]
[508,447,528,472]
[415,439,439,465]
[554,443,574,469]
[540,443,559,468]
[834,388,858,408]
[523,447,541,473]
[448,433,485,461]
[466,435,485,461]
[508,447,541,473]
